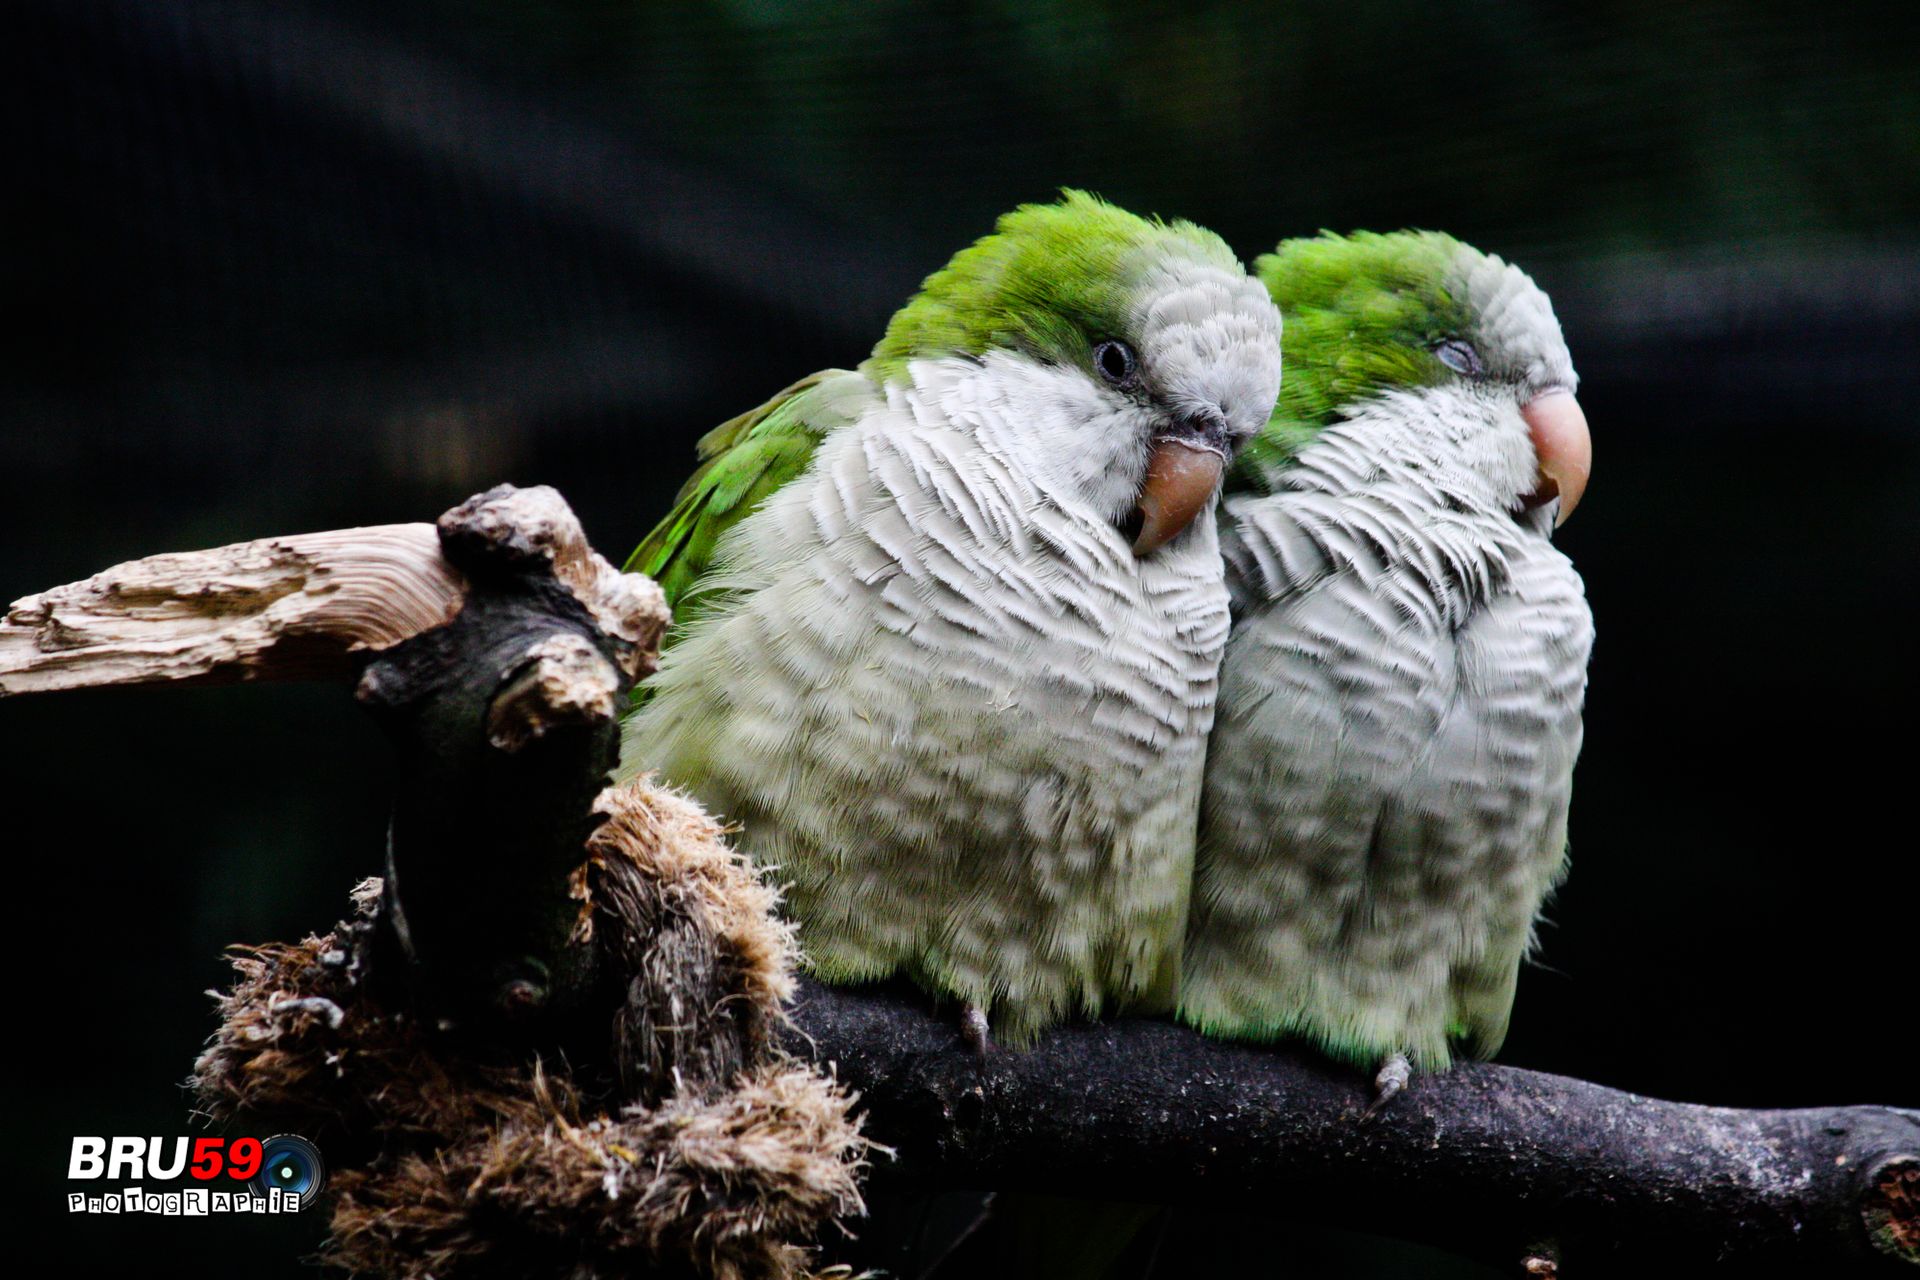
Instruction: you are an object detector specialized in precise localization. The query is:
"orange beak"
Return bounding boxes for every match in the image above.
[1131,438,1227,556]
[1520,389,1591,526]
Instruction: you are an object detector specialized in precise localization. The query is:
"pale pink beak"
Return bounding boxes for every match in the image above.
[1520,388,1591,526]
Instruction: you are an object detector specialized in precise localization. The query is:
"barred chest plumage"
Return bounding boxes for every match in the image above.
[626,356,1233,1043]
[1184,387,1594,1069]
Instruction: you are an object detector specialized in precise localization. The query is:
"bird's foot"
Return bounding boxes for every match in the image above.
[1363,1052,1412,1118]
[960,1002,993,1056]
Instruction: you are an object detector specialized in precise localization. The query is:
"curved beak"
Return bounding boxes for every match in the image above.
[1131,417,1230,556]
[1520,389,1591,527]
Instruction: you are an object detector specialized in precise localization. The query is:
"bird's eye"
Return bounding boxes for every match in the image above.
[1433,339,1485,378]
[1093,339,1139,387]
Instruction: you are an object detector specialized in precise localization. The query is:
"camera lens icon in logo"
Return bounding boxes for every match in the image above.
[249,1135,326,1207]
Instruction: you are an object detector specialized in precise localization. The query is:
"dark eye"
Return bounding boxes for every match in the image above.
[1093,339,1139,387]
[1433,338,1485,378]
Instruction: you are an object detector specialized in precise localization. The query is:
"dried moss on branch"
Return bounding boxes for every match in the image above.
[193,787,869,1280]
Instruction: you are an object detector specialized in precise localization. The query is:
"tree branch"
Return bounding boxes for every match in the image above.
[348,486,666,1030]
[2,485,670,1030]
[0,523,463,692]
[6,494,1916,1275]
[788,980,1920,1274]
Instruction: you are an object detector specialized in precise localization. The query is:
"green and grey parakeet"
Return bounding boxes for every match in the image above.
[1180,231,1593,1096]
[619,192,1283,1046]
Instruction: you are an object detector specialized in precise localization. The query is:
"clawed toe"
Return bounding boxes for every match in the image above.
[1364,1052,1412,1117]
[960,1002,993,1056]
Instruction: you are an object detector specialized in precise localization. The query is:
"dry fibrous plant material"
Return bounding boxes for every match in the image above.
[585,780,797,1101]
[193,778,870,1280]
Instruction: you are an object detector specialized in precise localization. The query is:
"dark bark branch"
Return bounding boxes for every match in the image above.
[788,980,1920,1274]
[350,486,666,1031]
[5,493,1916,1274]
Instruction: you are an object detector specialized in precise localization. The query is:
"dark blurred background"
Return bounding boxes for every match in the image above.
[3,1,1917,1274]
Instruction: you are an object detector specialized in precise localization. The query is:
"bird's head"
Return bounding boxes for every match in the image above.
[1246,230,1590,525]
[868,191,1282,555]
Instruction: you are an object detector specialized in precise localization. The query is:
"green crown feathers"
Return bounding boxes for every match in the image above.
[868,190,1238,379]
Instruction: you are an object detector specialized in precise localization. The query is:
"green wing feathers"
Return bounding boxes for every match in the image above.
[626,370,850,625]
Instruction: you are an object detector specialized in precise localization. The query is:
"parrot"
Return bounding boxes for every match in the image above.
[617,191,1283,1048]
[1179,230,1594,1105]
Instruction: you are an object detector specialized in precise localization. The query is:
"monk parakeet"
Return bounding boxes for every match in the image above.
[1180,231,1593,1100]
[619,192,1282,1046]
